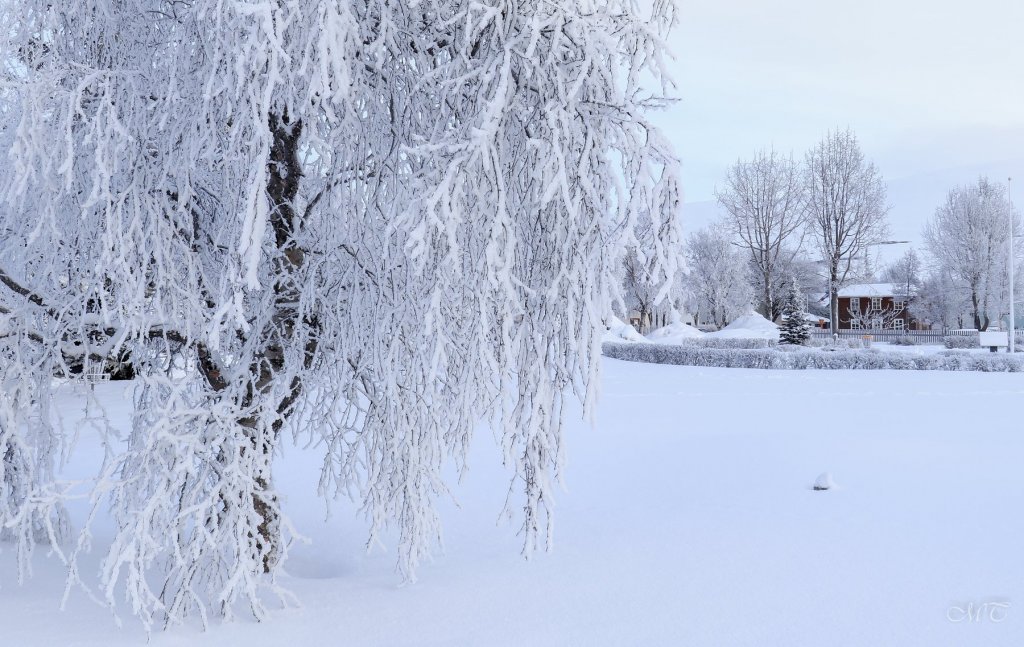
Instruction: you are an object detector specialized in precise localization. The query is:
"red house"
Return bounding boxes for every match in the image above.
[836,283,920,331]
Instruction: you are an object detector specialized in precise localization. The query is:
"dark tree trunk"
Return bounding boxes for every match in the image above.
[242,110,313,573]
[971,289,985,331]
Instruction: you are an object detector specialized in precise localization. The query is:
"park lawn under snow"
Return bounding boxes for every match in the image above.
[2,361,1023,646]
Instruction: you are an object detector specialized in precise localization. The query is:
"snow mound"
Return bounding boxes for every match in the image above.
[709,312,780,340]
[813,472,836,491]
[646,322,705,345]
[602,317,648,343]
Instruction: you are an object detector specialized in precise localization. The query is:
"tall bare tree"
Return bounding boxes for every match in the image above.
[716,149,805,321]
[805,129,889,334]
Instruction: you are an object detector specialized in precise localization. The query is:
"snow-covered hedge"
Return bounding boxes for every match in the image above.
[890,336,918,346]
[806,337,867,350]
[944,334,978,349]
[602,343,1024,372]
[674,337,776,350]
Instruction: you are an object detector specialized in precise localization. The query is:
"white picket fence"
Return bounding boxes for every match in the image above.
[809,329,944,344]
[809,328,1024,346]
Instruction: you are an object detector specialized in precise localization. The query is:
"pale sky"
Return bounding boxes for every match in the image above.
[655,0,1024,252]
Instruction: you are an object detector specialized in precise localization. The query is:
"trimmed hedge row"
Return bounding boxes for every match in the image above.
[602,342,1024,372]
[673,337,777,349]
[944,334,979,349]
[807,337,868,350]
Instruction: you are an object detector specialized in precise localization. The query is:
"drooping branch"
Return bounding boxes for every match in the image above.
[0,267,52,311]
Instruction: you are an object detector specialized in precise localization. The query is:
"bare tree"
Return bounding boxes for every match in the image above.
[684,224,752,328]
[716,149,805,321]
[805,129,890,334]
[923,177,1020,331]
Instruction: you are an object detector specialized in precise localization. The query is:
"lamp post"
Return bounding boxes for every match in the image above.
[863,240,911,274]
[1010,177,1015,353]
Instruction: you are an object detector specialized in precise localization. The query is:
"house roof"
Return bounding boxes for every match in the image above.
[837,283,903,298]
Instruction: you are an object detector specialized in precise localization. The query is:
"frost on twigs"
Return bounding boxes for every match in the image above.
[0,0,681,629]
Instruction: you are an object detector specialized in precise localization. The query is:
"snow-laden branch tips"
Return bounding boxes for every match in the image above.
[0,0,681,631]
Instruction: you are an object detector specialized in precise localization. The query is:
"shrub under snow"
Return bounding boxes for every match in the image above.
[602,342,1024,372]
[890,336,918,346]
[673,337,776,350]
[944,335,979,349]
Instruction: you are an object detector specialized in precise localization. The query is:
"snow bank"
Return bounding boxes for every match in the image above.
[602,316,648,343]
[603,342,1024,372]
[645,321,704,345]
[708,311,780,340]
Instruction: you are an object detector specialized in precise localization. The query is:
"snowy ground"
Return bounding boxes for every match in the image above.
[2,361,1023,646]
[867,341,1015,355]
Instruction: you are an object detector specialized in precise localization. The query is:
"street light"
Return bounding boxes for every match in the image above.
[862,240,910,278]
[1009,177,1015,353]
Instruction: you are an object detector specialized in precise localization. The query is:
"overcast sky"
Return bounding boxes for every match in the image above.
[655,0,1024,251]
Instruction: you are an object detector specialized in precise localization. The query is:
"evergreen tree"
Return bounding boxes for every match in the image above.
[780,278,811,345]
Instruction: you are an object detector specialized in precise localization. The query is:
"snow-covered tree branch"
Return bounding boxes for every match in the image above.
[0,0,681,630]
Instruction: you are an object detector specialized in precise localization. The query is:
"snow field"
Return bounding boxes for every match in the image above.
[1,361,1021,646]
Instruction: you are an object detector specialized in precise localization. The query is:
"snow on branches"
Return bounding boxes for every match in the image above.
[0,0,681,630]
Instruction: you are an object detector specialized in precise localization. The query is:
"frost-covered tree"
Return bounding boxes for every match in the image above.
[882,248,922,300]
[779,277,810,345]
[684,224,751,328]
[716,149,805,321]
[923,177,1021,331]
[618,212,682,333]
[805,129,889,334]
[0,0,681,630]
[913,271,967,330]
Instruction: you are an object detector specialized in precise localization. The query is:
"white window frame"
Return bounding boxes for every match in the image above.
[849,298,860,313]
[893,298,906,312]
[870,296,882,311]
[892,318,905,331]
[851,320,862,330]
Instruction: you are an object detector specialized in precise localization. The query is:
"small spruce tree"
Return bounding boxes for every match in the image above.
[780,277,811,345]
